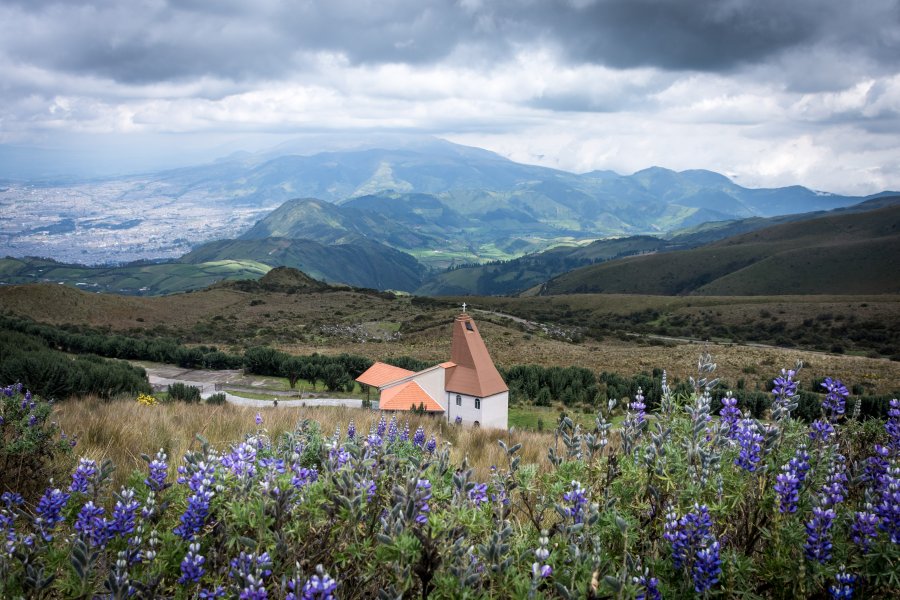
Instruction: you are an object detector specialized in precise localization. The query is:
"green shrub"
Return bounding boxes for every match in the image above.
[167,382,202,403]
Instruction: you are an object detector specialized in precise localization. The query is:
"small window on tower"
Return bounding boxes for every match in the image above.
[465,322,474,331]
[475,398,481,409]
[456,394,462,406]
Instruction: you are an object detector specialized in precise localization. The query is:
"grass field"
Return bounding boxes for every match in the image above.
[53,397,556,491]
[2,283,898,397]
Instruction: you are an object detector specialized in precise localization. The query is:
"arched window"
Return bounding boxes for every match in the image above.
[473,420,480,428]
[475,398,481,410]
[456,394,462,406]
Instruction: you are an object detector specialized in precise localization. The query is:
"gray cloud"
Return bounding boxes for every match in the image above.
[2,1,897,86]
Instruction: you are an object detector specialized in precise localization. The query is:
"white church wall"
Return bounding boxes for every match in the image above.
[480,391,508,430]
[409,367,447,410]
[446,392,479,425]
[444,390,508,430]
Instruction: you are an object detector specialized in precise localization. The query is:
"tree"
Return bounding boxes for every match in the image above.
[281,356,305,390]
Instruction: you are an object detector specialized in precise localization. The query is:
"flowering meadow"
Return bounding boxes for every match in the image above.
[1,354,898,599]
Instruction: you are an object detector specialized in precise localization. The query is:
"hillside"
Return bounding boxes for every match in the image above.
[542,203,900,296]
[417,196,900,296]
[181,237,425,291]
[0,257,271,296]
[416,236,670,296]
[1,281,898,391]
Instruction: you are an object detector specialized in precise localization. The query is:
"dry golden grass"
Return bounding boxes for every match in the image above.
[53,398,554,491]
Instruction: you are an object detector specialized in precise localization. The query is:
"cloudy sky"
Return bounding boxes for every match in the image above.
[1,0,899,194]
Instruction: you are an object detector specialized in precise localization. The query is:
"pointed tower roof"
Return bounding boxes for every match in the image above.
[445,313,508,397]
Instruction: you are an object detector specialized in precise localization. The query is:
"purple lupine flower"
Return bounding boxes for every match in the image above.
[346,420,356,441]
[775,464,802,513]
[887,399,900,451]
[328,446,351,469]
[34,487,70,541]
[634,575,661,600]
[562,480,588,525]
[875,465,900,543]
[413,427,426,447]
[531,531,552,580]
[300,565,338,599]
[174,461,217,541]
[1,492,23,508]
[28,413,37,427]
[415,479,432,525]
[454,415,463,426]
[851,509,880,554]
[790,444,812,481]
[821,455,848,507]
[630,388,646,426]
[693,540,722,594]
[666,505,703,558]
[74,501,110,548]
[400,421,410,442]
[358,479,376,501]
[229,551,272,600]
[387,416,399,443]
[259,457,286,474]
[734,418,764,472]
[109,487,140,538]
[772,368,799,420]
[805,505,836,563]
[665,504,720,592]
[366,433,383,448]
[828,566,856,599]
[810,419,835,443]
[376,414,387,437]
[425,436,436,454]
[145,449,169,492]
[468,483,489,507]
[70,458,98,494]
[255,412,263,426]
[821,378,849,421]
[719,393,742,439]
[291,466,318,490]
[199,586,226,599]
[222,442,257,479]
[179,542,206,585]
[862,445,890,487]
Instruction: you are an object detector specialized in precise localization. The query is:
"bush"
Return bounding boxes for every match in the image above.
[167,382,202,403]
[0,383,73,500]
[206,392,227,405]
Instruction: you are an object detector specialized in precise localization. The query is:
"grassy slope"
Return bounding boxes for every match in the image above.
[181,237,425,292]
[2,283,898,396]
[0,257,271,295]
[544,204,900,296]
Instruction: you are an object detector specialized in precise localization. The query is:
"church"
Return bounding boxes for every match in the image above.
[355,309,509,429]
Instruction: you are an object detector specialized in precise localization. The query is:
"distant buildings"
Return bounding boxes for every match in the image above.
[356,311,508,429]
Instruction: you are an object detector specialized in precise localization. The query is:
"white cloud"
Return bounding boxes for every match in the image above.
[0,1,898,193]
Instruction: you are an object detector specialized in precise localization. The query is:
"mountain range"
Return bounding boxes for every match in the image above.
[2,138,897,296]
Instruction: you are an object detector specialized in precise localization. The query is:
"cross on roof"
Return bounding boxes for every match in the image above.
[461,302,467,313]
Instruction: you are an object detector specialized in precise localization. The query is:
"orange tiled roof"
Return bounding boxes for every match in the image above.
[380,381,444,412]
[446,314,508,397]
[356,362,415,387]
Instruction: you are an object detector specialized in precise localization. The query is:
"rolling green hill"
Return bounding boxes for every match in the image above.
[541,203,900,296]
[416,196,900,296]
[0,257,271,296]
[416,236,670,296]
[181,237,425,291]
